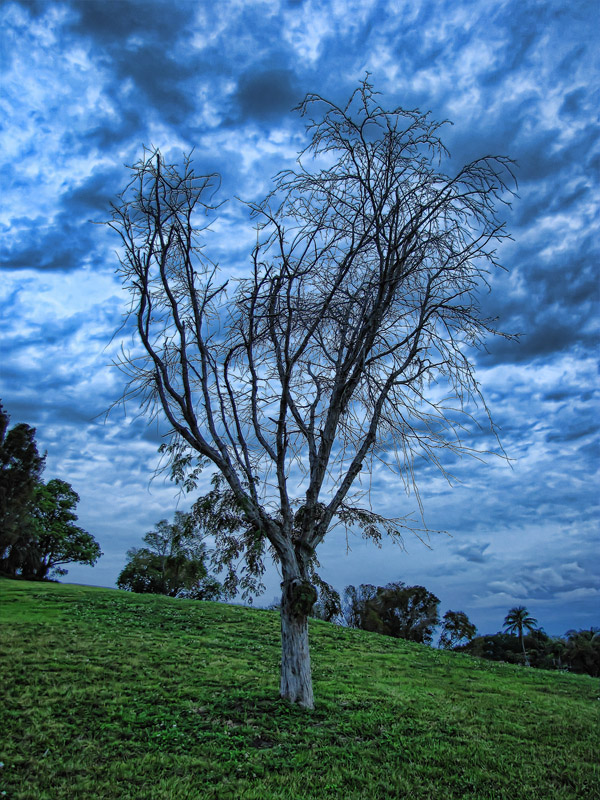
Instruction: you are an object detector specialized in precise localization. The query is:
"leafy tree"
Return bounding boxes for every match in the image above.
[310,578,342,623]
[439,610,477,649]
[462,626,599,677]
[539,636,568,671]
[370,582,440,644]
[0,403,45,572]
[343,583,378,629]
[503,606,538,665]
[117,510,226,600]
[21,479,102,579]
[3,477,101,579]
[460,632,524,664]
[0,406,101,580]
[108,81,515,707]
[564,628,600,677]
[345,581,440,644]
[521,629,553,668]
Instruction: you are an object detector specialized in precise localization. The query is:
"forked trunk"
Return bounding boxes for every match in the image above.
[279,577,317,709]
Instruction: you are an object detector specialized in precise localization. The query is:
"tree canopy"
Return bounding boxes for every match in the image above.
[504,605,538,665]
[0,404,101,580]
[344,581,440,644]
[108,80,515,707]
[439,610,477,649]
[0,403,45,571]
[117,510,227,600]
[25,479,102,579]
[564,628,600,677]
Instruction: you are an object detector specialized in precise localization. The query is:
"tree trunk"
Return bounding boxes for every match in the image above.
[519,629,530,666]
[279,577,317,709]
[36,562,49,580]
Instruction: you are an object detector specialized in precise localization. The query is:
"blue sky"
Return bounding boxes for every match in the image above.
[1,0,598,636]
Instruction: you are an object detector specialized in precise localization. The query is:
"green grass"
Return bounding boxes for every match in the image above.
[0,579,598,799]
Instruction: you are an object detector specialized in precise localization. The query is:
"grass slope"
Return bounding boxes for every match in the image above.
[0,579,598,800]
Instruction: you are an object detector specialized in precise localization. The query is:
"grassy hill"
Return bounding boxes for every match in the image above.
[0,579,598,799]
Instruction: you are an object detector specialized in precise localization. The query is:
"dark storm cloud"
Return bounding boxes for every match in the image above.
[542,388,578,403]
[546,421,599,444]
[234,67,302,120]
[514,182,591,236]
[417,16,597,209]
[326,4,600,375]
[476,197,598,364]
[1,165,128,272]
[0,301,119,352]
[528,248,598,313]
[64,0,199,123]
[60,165,128,215]
[6,0,48,17]
[81,107,145,152]
[3,0,203,158]
[481,317,596,366]
[0,286,123,406]
[561,87,587,116]
[65,0,185,43]
[52,0,309,141]
[511,124,598,192]
[1,217,96,271]
[0,209,110,272]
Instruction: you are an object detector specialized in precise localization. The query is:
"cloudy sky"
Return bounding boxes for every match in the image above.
[1,0,598,636]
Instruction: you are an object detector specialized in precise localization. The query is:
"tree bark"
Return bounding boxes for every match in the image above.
[279,577,317,709]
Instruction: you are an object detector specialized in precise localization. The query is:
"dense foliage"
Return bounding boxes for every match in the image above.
[0,405,101,579]
[117,511,228,600]
[0,403,45,571]
[22,479,101,579]
[343,581,440,644]
[439,610,477,649]
[563,628,600,677]
[460,627,600,677]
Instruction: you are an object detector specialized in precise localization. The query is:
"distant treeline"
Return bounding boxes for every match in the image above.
[117,502,599,680]
[309,581,599,679]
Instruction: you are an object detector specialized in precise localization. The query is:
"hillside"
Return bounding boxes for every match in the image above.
[0,579,598,799]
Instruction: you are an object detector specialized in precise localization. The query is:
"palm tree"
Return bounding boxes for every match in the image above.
[504,606,538,665]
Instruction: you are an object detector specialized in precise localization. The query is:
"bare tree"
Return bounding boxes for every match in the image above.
[108,81,515,709]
